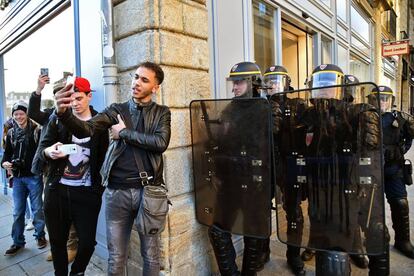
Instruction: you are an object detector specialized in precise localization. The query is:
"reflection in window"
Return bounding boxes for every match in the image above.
[3,9,74,119]
[253,0,275,72]
[350,54,370,82]
[337,0,347,21]
[351,36,370,56]
[321,36,332,64]
[337,44,348,72]
[351,6,370,42]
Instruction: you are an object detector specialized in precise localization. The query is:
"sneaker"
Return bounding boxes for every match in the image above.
[37,237,48,249]
[4,244,24,256]
[25,220,35,231]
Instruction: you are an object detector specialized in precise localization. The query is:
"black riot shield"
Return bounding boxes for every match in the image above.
[190,98,273,238]
[273,83,386,255]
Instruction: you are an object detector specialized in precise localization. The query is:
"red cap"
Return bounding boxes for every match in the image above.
[74,77,92,92]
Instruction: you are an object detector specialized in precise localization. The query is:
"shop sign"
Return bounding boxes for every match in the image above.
[382,40,410,57]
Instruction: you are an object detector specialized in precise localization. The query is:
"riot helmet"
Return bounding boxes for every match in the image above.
[226,62,262,98]
[308,64,344,99]
[370,85,394,113]
[263,65,291,95]
[343,74,359,102]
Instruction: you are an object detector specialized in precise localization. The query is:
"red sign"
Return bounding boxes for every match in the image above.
[382,40,410,57]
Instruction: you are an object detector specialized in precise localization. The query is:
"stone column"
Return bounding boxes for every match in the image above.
[113,0,214,274]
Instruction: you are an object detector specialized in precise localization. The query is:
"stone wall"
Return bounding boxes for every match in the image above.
[113,0,215,274]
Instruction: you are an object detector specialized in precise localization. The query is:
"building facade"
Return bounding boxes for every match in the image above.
[0,0,413,275]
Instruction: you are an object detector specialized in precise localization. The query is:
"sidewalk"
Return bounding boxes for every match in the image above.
[0,192,107,275]
[1,153,414,275]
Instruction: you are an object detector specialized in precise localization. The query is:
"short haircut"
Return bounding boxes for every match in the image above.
[138,61,164,85]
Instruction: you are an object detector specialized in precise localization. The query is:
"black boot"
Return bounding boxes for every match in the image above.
[257,237,270,271]
[368,245,389,276]
[208,226,240,276]
[241,237,263,276]
[389,198,414,259]
[349,228,368,269]
[286,245,306,275]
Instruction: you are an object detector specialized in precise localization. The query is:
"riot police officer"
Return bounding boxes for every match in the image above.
[370,85,414,259]
[299,64,389,275]
[264,65,306,275]
[208,61,269,276]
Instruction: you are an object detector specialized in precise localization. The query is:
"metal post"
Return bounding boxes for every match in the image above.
[100,0,119,106]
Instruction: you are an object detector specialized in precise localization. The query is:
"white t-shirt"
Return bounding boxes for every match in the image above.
[60,135,92,187]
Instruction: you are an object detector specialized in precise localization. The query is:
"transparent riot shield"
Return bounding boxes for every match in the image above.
[273,83,386,255]
[190,98,273,238]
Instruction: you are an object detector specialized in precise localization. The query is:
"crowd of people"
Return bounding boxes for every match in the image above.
[1,61,170,276]
[1,59,414,276]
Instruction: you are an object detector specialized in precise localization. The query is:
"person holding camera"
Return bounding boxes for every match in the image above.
[1,101,47,256]
[28,72,80,263]
[35,77,109,276]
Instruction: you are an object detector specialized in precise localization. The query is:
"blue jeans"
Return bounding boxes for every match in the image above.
[105,187,160,276]
[12,175,46,246]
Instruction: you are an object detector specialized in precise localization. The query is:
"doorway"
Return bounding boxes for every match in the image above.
[281,21,313,89]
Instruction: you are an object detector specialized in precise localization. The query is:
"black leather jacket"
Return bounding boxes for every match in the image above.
[28,91,55,126]
[57,99,171,187]
[35,107,109,194]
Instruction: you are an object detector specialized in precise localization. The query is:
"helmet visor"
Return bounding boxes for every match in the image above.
[379,94,393,113]
[226,77,253,98]
[264,75,288,95]
[368,93,393,113]
[310,72,343,99]
[311,72,342,88]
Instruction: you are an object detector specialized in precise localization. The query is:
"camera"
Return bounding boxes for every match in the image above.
[11,158,24,170]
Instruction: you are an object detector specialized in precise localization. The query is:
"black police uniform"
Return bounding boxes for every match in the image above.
[301,65,389,275]
[377,85,414,259]
[208,62,269,276]
[265,65,307,275]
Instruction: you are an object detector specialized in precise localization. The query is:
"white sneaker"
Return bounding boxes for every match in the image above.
[25,220,34,231]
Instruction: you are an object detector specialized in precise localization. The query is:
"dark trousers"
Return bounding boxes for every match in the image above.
[384,164,407,200]
[44,184,102,276]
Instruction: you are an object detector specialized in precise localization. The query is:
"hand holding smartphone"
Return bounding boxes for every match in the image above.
[57,144,78,155]
[40,68,50,84]
[40,68,49,76]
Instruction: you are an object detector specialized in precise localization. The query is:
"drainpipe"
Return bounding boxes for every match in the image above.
[100,0,118,105]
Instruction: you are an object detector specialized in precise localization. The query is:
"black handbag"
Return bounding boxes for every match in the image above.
[403,159,413,186]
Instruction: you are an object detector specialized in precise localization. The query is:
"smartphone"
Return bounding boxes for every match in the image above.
[66,75,75,92]
[58,144,78,155]
[40,68,49,76]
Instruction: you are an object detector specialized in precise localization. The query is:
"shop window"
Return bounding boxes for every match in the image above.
[351,6,370,43]
[253,0,275,73]
[321,36,332,64]
[350,54,370,82]
[337,44,348,72]
[336,0,347,21]
[2,8,74,119]
[382,9,397,39]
